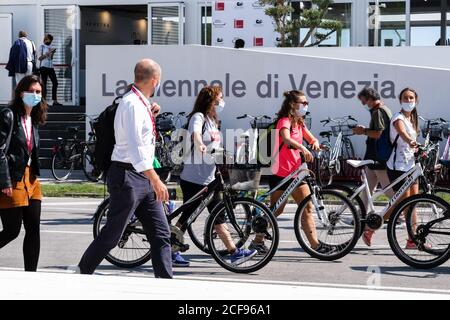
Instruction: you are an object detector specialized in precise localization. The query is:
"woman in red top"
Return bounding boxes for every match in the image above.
[250,90,323,253]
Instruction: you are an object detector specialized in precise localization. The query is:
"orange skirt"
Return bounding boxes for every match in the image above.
[0,166,42,209]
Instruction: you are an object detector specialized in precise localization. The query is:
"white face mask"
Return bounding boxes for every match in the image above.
[297,104,308,117]
[216,100,225,113]
[401,102,416,112]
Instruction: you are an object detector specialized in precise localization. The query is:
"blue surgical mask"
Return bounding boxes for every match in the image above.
[22,92,42,107]
[402,102,416,112]
[216,100,225,113]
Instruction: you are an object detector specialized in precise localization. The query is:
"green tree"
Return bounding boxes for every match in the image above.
[260,0,343,47]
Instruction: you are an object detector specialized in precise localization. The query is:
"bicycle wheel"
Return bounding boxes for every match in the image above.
[93,198,152,268]
[187,204,246,255]
[205,198,278,273]
[323,184,367,228]
[51,148,75,181]
[317,148,332,186]
[82,145,103,182]
[434,188,450,204]
[387,194,450,269]
[187,207,213,254]
[294,189,360,261]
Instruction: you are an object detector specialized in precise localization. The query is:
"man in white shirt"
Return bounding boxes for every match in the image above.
[78,59,172,278]
[16,31,35,84]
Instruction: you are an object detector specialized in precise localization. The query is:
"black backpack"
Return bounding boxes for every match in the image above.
[93,96,122,174]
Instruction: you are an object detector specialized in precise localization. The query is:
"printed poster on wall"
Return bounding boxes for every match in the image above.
[212,0,279,48]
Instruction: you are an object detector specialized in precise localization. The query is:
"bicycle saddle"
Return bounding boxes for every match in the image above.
[439,159,450,169]
[67,126,80,133]
[319,131,332,138]
[347,159,374,168]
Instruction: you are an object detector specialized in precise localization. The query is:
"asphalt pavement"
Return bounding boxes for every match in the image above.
[0,197,449,293]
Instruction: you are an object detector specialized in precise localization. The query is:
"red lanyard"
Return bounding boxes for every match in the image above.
[22,116,33,154]
[131,85,157,136]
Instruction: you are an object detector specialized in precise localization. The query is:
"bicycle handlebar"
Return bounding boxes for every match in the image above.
[320,116,357,126]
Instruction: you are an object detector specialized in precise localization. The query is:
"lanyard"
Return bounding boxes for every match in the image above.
[22,116,33,154]
[131,85,157,136]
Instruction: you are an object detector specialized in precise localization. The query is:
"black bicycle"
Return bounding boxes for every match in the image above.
[92,159,279,273]
[51,114,103,182]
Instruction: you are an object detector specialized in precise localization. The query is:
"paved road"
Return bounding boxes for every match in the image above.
[0,197,449,292]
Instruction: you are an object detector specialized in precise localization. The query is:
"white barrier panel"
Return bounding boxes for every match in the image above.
[86,45,450,156]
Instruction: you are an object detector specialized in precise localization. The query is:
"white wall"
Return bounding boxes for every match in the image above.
[0,4,39,45]
[86,45,450,156]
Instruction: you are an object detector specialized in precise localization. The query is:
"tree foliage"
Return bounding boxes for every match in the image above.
[260,0,343,47]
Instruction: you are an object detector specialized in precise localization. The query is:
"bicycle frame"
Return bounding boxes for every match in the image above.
[329,132,343,167]
[350,162,424,219]
[253,162,333,227]
[165,178,220,231]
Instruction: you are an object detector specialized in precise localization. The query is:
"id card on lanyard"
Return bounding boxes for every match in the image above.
[22,116,33,166]
[131,85,157,138]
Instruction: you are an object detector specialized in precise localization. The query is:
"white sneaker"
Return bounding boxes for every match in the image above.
[66,265,81,274]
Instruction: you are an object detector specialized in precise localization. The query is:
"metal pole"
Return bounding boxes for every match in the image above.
[440,0,447,45]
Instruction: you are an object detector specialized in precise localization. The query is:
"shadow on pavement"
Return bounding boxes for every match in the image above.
[350,265,450,278]
[41,218,93,226]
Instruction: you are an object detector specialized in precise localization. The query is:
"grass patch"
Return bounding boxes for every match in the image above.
[42,183,108,198]
[41,182,450,204]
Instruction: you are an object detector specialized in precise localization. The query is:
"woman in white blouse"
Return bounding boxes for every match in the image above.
[363,87,420,248]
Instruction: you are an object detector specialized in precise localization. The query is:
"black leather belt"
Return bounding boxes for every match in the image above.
[111,161,135,171]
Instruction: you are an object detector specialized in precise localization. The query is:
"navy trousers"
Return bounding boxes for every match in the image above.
[78,162,173,278]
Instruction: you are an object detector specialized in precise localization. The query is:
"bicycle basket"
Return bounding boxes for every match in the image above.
[421,124,443,140]
[228,166,261,191]
[331,125,353,137]
[156,115,175,132]
[254,118,273,129]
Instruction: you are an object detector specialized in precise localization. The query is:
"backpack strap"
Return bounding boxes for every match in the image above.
[189,116,207,155]
[392,134,400,171]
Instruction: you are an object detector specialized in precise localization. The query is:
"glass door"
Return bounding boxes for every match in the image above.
[368,0,410,46]
[40,5,80,105]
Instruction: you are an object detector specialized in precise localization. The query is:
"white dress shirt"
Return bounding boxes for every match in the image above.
[20,37,35,62]
[111,86,156,172]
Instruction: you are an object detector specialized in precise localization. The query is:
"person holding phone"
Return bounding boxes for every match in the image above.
[38,34,62,106]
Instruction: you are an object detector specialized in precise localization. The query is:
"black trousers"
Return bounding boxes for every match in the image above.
[178,179,223,226]
[78,163,173,278]
[40,67,58,101]
[0,200,41,271]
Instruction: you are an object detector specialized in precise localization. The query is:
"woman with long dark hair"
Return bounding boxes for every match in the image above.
[250,90,330,254]
[174,85,257,267]
[0,75,47,271]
